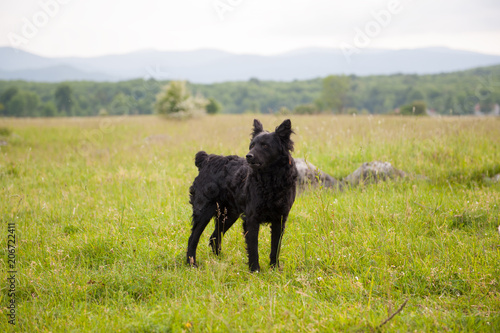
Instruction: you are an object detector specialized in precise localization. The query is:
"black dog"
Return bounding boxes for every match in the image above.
[186,119,297,272]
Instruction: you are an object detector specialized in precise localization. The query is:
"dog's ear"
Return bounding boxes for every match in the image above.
[275,119,292,139]
[275,119,294,152]
[252,119,264,138]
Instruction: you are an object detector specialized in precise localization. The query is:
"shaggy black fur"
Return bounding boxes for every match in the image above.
[186,119,297,272]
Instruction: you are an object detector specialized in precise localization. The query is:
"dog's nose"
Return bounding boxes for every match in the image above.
[246,153,254,160]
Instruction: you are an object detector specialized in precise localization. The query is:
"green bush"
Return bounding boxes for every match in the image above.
[293,104,318,114]
[155,81,208,118]
[0,127,12,137]
[205,97,221,114]
[400,100,427,116]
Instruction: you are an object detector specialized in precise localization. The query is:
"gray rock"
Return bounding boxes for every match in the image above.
[482,173,500,184]
[294,159,410,190]
[343,161,407,186]
[294,158,342,189]
[492,174,500,183]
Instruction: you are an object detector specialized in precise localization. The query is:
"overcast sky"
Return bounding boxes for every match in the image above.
[1,0,500,57]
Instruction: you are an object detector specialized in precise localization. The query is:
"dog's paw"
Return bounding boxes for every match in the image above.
[187,256,198,267]
[249,263,261,273]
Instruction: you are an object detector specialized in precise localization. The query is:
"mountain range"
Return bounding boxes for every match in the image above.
[1,46,500,83]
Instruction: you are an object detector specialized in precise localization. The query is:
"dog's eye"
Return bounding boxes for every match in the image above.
[250,143,255,149]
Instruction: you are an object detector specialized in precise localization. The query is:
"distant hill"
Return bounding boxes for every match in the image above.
[0,65,116,82]
[1,47,500,83]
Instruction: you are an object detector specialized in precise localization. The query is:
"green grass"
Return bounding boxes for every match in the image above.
[1,115,499,332]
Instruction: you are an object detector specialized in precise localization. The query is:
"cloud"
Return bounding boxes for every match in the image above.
[0,0,499,57]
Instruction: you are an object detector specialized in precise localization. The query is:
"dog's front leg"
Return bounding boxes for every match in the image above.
[270,219,286,269]
[243,218,261,272]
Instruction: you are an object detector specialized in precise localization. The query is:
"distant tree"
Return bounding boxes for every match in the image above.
[313,98,325,112]
[5,95,23,117]
[444,95,455,115]
[248,77,261,85]
[6,91,40,117]
[74,95,91,116]
[0,87,19,107]
[320,75,350,113]
[205,97,221,114]
[55,84,73,115]
[23,91,40,117]
[155,81,208,118]
[41,102,57,117]
[244,100,260,114]
[477,87,494,111]
[406,88,425,102]
[95,87,112,106]
[110,93,135,115]
[155,81,189,115]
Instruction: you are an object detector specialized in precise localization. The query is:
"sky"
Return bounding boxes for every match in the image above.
[1,0,500,58]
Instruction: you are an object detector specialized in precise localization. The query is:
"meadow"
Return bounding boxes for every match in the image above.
[0,114,499,332]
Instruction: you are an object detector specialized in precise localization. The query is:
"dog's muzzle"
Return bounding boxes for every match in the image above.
[246,153,261,168]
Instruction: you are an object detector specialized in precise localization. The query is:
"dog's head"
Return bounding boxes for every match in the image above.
[246,119,294,170]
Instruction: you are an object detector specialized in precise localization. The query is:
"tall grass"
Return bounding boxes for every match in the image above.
[1,115,499,332]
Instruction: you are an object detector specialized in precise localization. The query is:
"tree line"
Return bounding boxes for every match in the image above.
[1,64,499,117]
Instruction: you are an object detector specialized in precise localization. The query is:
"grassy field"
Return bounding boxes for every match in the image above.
[1,114,499,332]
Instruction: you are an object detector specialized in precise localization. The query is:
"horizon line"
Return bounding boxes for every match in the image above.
[2,45,500,59]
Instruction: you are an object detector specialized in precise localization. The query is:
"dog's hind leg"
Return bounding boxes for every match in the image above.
[187,203,216,266]
[270,217,287,269]
[209,209,239,256]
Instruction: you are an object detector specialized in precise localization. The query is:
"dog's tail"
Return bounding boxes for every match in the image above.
[194,151,209,170]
